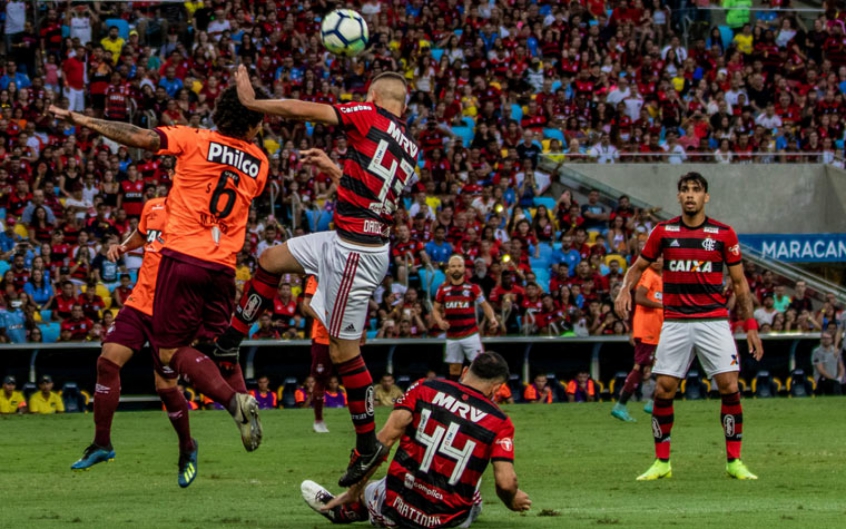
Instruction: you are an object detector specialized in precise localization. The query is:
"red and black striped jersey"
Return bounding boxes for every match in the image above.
[385,379,515,529]
[332,102,419,245]
[641,216,741,320]
[434,282,484,339]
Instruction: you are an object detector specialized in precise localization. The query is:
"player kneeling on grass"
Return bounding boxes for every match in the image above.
[301,351,531,528]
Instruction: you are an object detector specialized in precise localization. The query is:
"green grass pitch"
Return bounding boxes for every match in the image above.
[3,399,846,528]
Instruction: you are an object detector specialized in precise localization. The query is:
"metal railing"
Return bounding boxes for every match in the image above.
[544,151,839,164]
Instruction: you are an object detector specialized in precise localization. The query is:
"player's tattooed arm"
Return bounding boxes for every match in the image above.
[48,106,161,151]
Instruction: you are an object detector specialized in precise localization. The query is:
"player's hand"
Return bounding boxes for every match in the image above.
[49,105,76,124]
[746,329,764,361]
[614,290,631,320]
[437,320,449,331]
[234,65,256,107]
[106,243,127,263]
[510,490,532,512]
[301,148,336,172]
[488,319,500,332]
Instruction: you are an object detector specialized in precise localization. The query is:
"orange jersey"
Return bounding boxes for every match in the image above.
[632,267,664,344]
[125,197,168,316]
[305,276,329,345]
[154,126,269,269]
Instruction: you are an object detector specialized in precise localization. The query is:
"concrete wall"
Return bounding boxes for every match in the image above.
[571,164,844,234]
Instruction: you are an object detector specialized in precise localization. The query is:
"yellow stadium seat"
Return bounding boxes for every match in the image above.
[588,231,601,243]
[501,149,509,158]
[13,223,28,239]
[542,139,551,152]
[87,283,113,310]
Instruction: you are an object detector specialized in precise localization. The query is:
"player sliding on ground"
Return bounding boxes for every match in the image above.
[215,65,418,487]
[301,351,532,528]
[611,256,663,422]
[433,255,499,381]
[51,83,271,457]
[615,172,764,481]
[70,195,200,488]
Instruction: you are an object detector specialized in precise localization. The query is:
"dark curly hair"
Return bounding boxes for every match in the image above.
[212,84,270,140]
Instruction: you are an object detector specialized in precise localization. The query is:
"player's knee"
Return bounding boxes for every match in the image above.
[159,347,177,365]
[154,372,177,391]
[632,364,642,372]
[329,337,358,363]
[101,344,133,367]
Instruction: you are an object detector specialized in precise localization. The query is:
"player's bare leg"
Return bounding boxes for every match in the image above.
[159,346,262,452]
[448,363,463,382]
[713,371,757,479]
[330,336,389,487]
[155,372,199,487]
[71,343,133,470]
[637,374,679,481]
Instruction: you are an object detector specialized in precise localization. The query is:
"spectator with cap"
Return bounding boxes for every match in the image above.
[754,293,779,327]
[0,375,27,414]
[812,332,844,395]
[28,375,64,414]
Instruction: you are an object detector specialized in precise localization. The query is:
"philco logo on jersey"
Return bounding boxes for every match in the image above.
[387,121,419,158]
[668,260,713,272]
[445,301,470,309]
[207,143,261,178]
[432,391,488,422]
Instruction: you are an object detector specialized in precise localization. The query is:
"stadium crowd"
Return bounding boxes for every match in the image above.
[0,0,845,348]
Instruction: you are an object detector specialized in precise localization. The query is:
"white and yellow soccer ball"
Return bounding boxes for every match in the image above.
[320,9,370,57]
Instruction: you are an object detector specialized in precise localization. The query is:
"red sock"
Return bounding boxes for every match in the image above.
[336,355,375,452]
[169,347,237,411]
[93,357,121,448]
[721,391,743,462]
[313,378,326,422]
[652,397,674,461]
[619,368,643,405]
[230,266,281,336]
[221,363,247,393]
[158,386,194,453]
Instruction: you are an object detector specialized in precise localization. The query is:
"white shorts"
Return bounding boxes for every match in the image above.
[364,478,481,528]
[287,231,388,340]
[444,334,484,364]
[653,320,740,379]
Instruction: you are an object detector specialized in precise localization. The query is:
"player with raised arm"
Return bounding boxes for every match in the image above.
[70,196,200,488]
[214,65,418,486]
[301,351,532,528]
[615,172,764,481]
[433,255,499,381]
[611,256,663,422]
[50,83,271,454]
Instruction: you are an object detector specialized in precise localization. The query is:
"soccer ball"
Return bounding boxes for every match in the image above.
[320,9,369,57]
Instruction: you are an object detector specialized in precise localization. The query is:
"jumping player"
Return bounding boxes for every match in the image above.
[433,255,498,381]
[301,352,532,528]
[50,84,271,453]
[217,65,418,486]
[615,172,764,481]
[302,275,333,433]
[611,256,663,422]
[71,196,200,488]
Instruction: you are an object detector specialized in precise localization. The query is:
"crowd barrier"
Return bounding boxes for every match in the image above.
[0,334,825,398]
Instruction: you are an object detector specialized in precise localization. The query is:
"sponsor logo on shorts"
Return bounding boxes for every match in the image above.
[207,142,262,178]
[730,354,738,366]
[495,437,514,452]
[241,293,263,321]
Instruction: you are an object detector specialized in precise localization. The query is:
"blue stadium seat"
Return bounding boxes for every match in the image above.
[248,322,259,338]
[510,104,523,121]
[315,210,332,232]
[507,374,523,403]
[39,309,52,321]
[537,243,554,261]
[369,318,377,330]
[22,382,37,401]
[282,377,299,409]
[752,371,781,398]
[718,25,733,51]
[609,371,629,401]
[61,382,86,413]
[305,209,318,232]
[39,322,60,343]
[430,48,444,62]
[532,196,557,211]
[450,126,474,148]
[366,330,378,341]
[533,269,550,292]
[542,128,565,143]
[786,369,814,398]
[681,370,709,400]
[419,269,445,297]
[104,19,130,40]
[530,257,550,274]
[461,116,475,128]
[395,375,411,391]
[128,269,138,286]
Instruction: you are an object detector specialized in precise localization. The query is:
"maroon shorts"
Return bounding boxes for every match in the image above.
[152,250,235,349]
[310,342,335,380]
[634,339,657,367]
[103,306,177,380]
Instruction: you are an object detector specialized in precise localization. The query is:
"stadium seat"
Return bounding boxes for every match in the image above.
[430,48,444,62]
[541,139,551,152]
[545,373,563,402]
[366,330,378,341]
[245,378,258,391]
[395,375,411,391]
[419,268,445,298]
[507,374,523,403]
[609,371,629,401]
[305,209,318,232]
[751,371,782,398]
[533,269,550,293]
[537,242,554,261]
[532,196,557,211]
[22,382,37,401]
[718,25,733,51]
[604,254,627,272]
[680,371,709,400]
[510,104,523,121]
[39,322,60,343]
[461,116,475,128]
[281,377,299,409]
[543,128,565,143]
[529,257,549,273]
[61,383,86,413]
[450,126,474,148]
[786,369,815,398]
[39,309,52,321]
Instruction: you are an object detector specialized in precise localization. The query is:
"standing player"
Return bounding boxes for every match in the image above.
[215,65,418,486]
[433,255,498,381]
[70,196,199,488]
[301,352,532,528]
[615,172,764,481]
[611,256,663,422]
[302,275,333,433]
[50,83,271,453]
